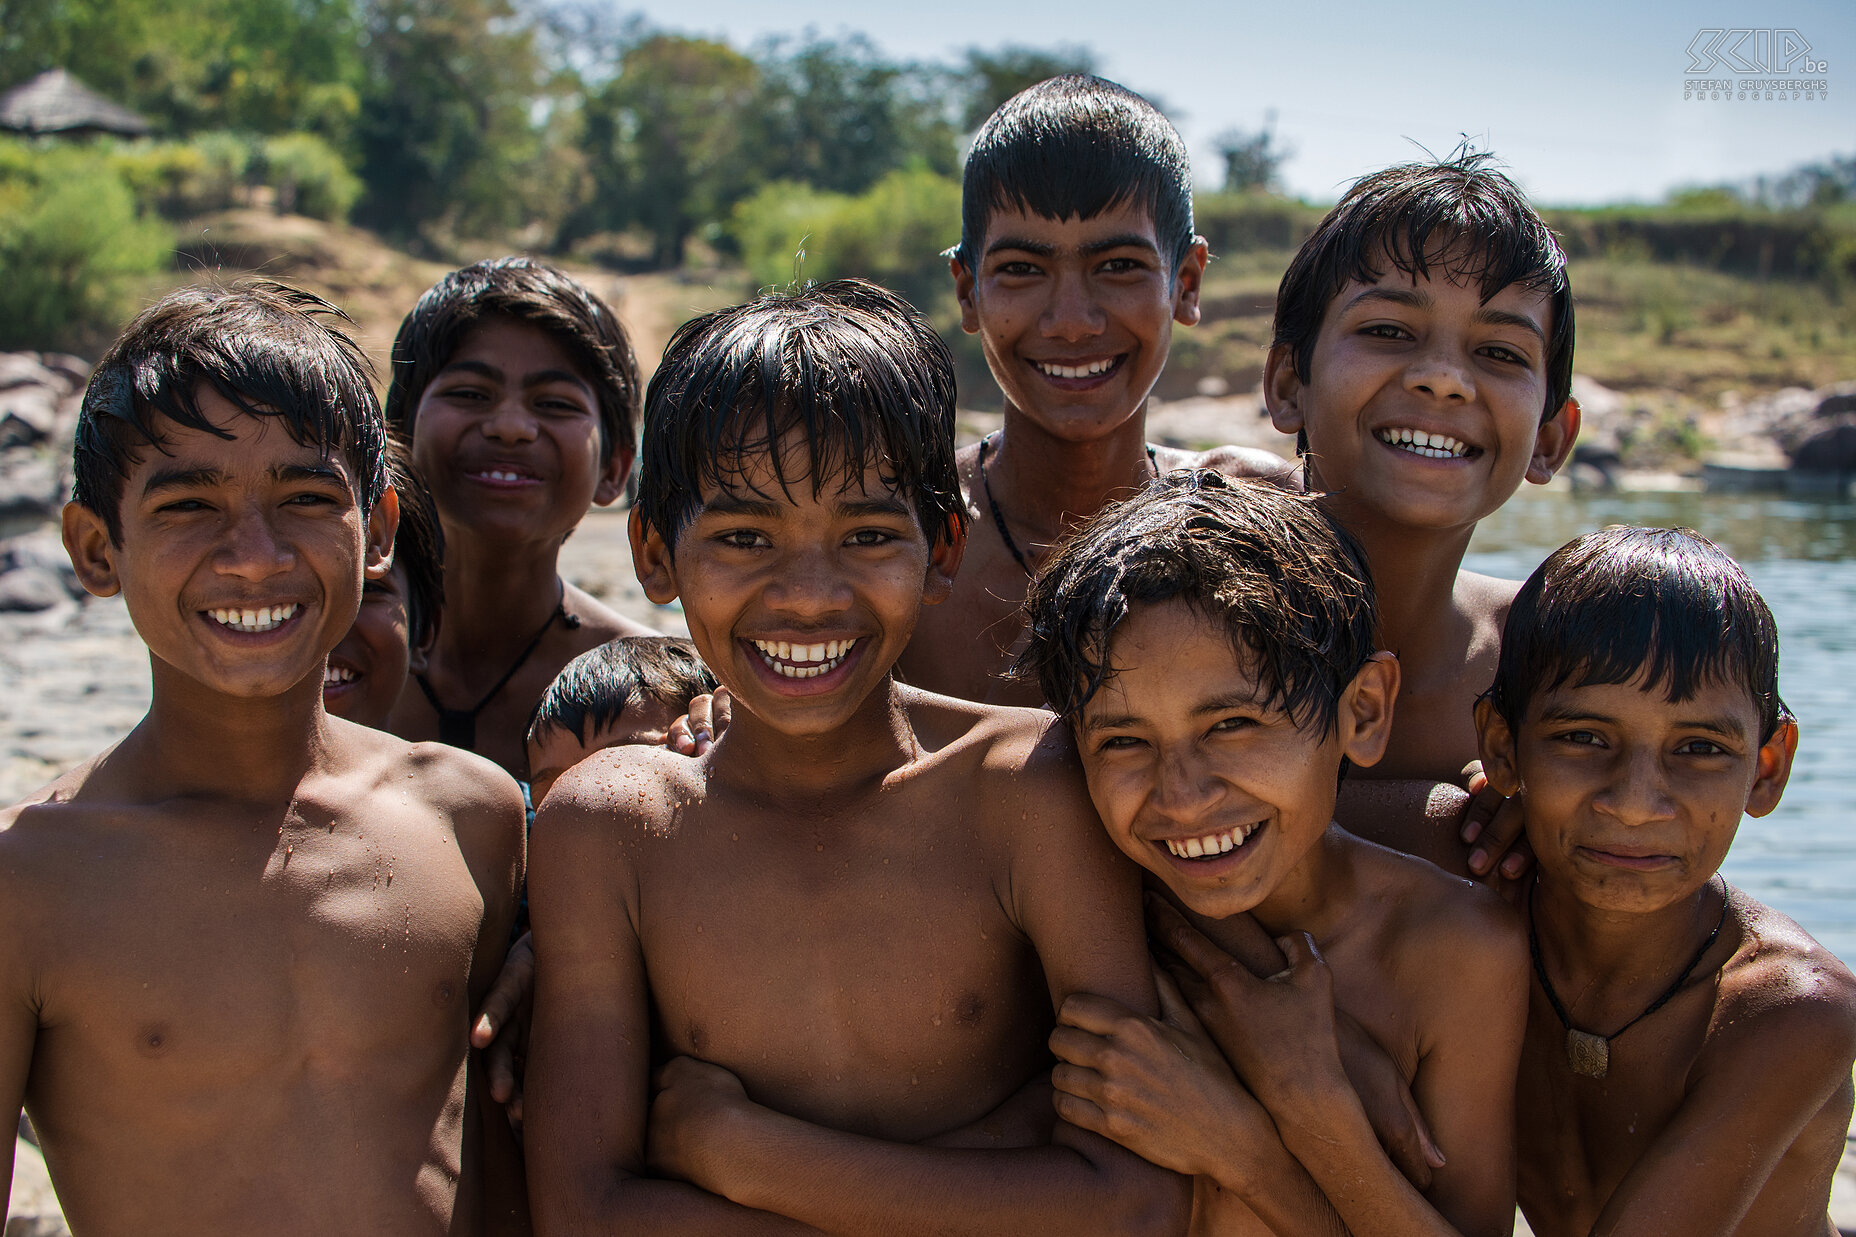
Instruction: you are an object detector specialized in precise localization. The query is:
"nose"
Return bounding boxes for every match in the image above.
[1040,269,1106,342]
[1149,746,1222,827]
[482,391,538,444]
[215,501,295,581]
[1593,745,1679,828]
[762,544,854,620]
[1405,340,1475,404]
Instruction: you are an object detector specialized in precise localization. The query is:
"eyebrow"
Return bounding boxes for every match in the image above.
[1083,690,1273,734]
[985,233,1161,259]
[438,359,594,391]
[141,461,350,498]
[698,493,916,520]
[1535,704,1749,739]
[1343,286,1547,346]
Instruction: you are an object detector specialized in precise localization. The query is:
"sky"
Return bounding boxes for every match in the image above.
[612,0,1852,206]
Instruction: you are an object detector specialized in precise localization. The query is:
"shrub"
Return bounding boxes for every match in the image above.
[258,132,361,223]
[109,133,255,219]
[0,144,171,352]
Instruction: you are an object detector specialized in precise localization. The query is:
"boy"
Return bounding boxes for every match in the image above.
[323,442,444,729]
[1022,472,1526,1236]
[525,279,1186,1234]
[525,636,716,805]
[1475,526,1856,1236]
[386,257,655,780]
[0,283,528,1233]
[1264,150,1580,789]
[899,74,1287,706]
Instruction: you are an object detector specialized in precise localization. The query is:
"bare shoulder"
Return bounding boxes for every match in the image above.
[1454,569,1522,632]
[533,740,695,851]
[897,686,1092,823]
[565,581,659,640]
[1172,444,1300,489]
[1351,833,1525,977]
[1707,894,1856,1075]
[355,724,525,827]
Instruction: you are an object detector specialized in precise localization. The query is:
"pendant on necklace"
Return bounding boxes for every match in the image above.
[1566,1029,1610,1078]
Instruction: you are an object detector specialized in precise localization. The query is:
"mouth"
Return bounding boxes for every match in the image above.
[466,465,543,487]
[322,662,360,691]
[1577,845,1679,872]
[749,637,860,679]
[1374,427,1478,461]
[1159,820,1265,862]
[205,603,301,635]
[1031,354,1127,387]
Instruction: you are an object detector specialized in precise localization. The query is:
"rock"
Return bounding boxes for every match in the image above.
[0,387,63,448]
[1787,416,1856,473]
[1569,374,1627,423]
[1817,382,1856,419]
[0,529,79,596]
[0,454,62,521]
[0,567,68,613]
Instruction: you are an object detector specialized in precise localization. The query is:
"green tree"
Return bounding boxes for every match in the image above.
[571,34,758,267]
[1214,114,1291,194]
[955,44,1097,131]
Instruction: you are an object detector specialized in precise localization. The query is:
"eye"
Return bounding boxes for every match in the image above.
[994,260,1042,278]
[846,528,898,548]
[536,394,593,416]
[436,382,490,402]
[1208,715,1257,736]
[157,498,210,514]
[1552,728,1605,747]
[1361,322,1412,341]
[717,528,770,550]
[1097,256,1147,275]
[1095,734,1146,753]
[286,491,338,507]
[1480,343,1530,366]
[1675,737,1731,757]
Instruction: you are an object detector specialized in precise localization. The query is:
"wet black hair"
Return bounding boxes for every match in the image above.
[1273,149,1575,424]
[527,636,717,747]
[957,75,1197,277]
[636,278,965,551]
[72,280,388,544]
[1018,470,1378,735]
[1488,526,1788,742]
[385,257,641,468]
[383,442,444,652]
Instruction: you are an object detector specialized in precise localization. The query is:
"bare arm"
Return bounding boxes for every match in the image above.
[1154,899,1524,1237]
[644,726,1189,1236]
[523,778,817,1236]
[1580,964,1856,1237]
[0,840,38,1227]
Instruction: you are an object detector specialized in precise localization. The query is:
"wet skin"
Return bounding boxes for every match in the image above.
[900,203,1289,706]
[1479,674,1856,1237]
[522,449,1186,1235]
[1056,601,1526,1236]
[1,397,528,1234]
[1265,261,1578,781]
[392,316,654,777]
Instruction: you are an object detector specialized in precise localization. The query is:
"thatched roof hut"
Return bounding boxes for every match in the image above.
[0,69,150,138]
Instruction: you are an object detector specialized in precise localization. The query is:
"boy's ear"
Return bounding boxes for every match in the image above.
[61,501,121,599]
[1263,343,1305,436]
[1526,395,1582,486]
[365,486,399,581]
[1337,651,1399,769]
[952,256,980,336]
[629,507,680,605]
[1171,237,1210,328]
[1745,718,1799,818]
[594,443,634,508]
[921,512,969,606]
[1474,695,1524,797]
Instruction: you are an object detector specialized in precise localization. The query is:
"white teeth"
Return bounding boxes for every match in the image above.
[1038,358,1115,379]
[209,603,298,633]
[751,638,859,679]
[1377,427,1470,460]
[1163,822,1261,860]
[483,469,526,482]
[322,665,356,687]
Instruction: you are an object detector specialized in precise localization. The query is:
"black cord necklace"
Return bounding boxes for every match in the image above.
[1527,874,1729,1079]
[414,582,579,751]
[976,432,1159,577]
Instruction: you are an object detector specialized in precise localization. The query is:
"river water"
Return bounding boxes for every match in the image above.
[1465,488,1856,964]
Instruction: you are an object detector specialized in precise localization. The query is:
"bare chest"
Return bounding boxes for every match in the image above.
[30,811,484,1105]
[636,794,1051,1137]
[899,553,1040,706]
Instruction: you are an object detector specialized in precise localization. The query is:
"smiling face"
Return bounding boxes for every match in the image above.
[954,201,1205,441]
[1266,261,1577,534]
[323,558,423,729]
[631,438,963,739]
[407,316,626,548]
[1479,673,1796,916]
[1074,600,1395,921]
[62,386,393,702]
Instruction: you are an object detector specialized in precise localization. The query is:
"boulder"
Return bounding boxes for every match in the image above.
[1786,416,1856,473]
[0,453,62,521]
